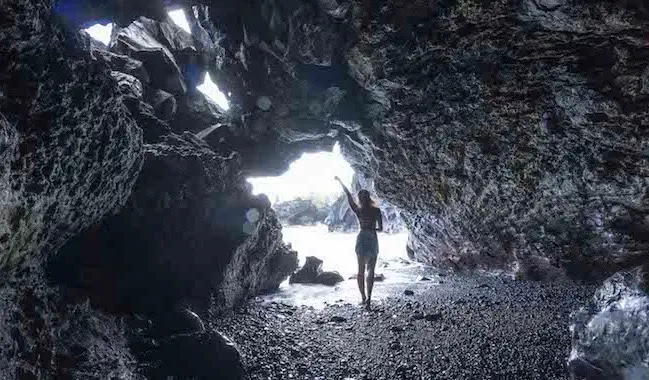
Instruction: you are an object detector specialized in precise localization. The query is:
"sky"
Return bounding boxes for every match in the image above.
[84,10,229,111]
[248,144,354,203]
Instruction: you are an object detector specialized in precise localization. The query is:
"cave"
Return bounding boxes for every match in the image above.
[1,0,649,379]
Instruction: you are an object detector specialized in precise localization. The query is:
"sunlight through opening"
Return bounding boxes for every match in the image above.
[248,143,354,204]
[84,22,113,46]
[197,72,230,111]
[168,9,191,33]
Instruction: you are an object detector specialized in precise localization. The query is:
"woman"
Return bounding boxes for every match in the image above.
[335,176,383,310]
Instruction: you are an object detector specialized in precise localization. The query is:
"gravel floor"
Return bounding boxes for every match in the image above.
[215,273,596,380]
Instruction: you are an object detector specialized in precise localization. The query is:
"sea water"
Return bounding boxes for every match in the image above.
[262,225,421,307]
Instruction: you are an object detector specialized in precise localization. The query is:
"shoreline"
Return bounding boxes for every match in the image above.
[216,271,596,380]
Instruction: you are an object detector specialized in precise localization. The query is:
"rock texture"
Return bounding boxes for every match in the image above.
[326,173,405,233]
[290,256,344,286]
[569,266,649,379]
[273,198,331,226]
[0,1,143,269]
[45,0,649,283]
[51,132,297,313]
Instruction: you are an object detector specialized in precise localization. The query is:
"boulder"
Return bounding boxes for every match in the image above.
[111,17,187,95]
[51,133,297,313]
[289,257,344,286]
[289,256,324,285]
[273,198,331,226]
[316,271,344,286]
[0,5,144,270]
[568,267,649,379]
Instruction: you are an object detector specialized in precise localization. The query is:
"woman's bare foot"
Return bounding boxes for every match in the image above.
[365,299,372,311]
[361,296,367,305]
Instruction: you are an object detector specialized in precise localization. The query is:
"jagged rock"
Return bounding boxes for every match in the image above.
[568,267,649,379]
[151,330,244,380]
[289,256,344,286]
[111,17,187,95]
[326,173,406,233]
[90,47,151,84]
[273,198,330,226]
[0,258,142,380]
[52,133,297,313]
[316,271,344,286]
[149,89,177,122]
[290,256,324,285]
[0,2,144,270]
[130,309,244,380]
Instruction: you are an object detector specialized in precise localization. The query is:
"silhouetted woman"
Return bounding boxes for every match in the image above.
[335,176,383,310]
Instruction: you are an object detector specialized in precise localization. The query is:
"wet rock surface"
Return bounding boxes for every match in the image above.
[290,256,344,286]
[568,266,649,380]
[217,273,596,380]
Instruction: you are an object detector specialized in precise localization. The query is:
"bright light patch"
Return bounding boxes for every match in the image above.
[197,72,230,111]
[248,144,354,204]
[84,23,113,46]
[168,9,191,33]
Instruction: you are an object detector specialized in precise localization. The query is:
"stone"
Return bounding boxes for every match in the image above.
[404,290,415,296]
[425,313,442,322]
[146,329,244,380]
[149,89,177,122]
[569,267,649,380]
[317,271,344,286]
[274,198,330,226]
[290,256,324,285]
[52,133,297,313]
[257,96,273,111]
[0,2,144,270]
[111,17,187,95]
[329,316,347,323]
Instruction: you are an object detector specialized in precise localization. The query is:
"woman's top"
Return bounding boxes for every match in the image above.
[354,207,379,231]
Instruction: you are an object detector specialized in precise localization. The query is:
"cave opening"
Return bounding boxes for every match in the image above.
[248,144,409,306]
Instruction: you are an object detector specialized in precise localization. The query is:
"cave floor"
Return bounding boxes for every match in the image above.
[216,272,596,380]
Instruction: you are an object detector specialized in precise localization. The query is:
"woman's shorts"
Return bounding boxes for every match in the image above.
[355,230,378,258]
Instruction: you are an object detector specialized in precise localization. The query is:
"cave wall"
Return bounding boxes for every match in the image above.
[0,1,300,378]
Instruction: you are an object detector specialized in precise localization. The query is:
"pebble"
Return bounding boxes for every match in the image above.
[215,272,596,380]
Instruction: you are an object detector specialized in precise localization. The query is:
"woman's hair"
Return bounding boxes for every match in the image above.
[357,189,374,209]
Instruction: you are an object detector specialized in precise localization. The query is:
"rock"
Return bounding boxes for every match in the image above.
[425,313,442,322]
[149,89,177,121]
[257,96,273,111]
[146,329,244,380]
[317,271,344,286]
[329,316,347,323]
[290,256,324,285]
[410,312,425,320]
[404,290,415,296]
[52,133,297,313]
[568,267,649,380]
[0,3,144,270]
[417,276,431,282]
[274,198,330,226]
[111,17,187,95]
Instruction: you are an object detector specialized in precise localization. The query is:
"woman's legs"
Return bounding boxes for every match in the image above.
[356,254,367,303]
[365,254,378,310]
